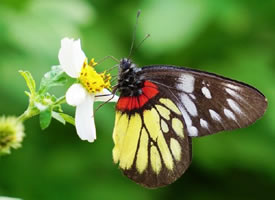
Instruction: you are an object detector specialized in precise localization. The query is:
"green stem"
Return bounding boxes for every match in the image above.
[17,106,39,122]
[17,96,65,123]
[54,96,66,105]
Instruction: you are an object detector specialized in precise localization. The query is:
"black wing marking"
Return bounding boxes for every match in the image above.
[138,65,267,137]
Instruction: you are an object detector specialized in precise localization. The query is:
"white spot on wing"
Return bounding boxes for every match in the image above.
[209,109,221,122]
[200,118,208,129]
[178,105,197,137]
[225,83,240,90]
[188,126,198,136]
[177,74,195,93]
[181,94,197,116]
[227,99,242,114]
[201,87,212,99]
[224,108,236,121]
[180,107,192,126]
[189,94,196,100]
[225,88,242,99]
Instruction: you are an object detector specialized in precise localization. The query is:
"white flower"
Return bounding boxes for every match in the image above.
[58,37,118,143]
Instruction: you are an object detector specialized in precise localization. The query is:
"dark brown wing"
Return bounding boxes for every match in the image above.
[138,65,267,137]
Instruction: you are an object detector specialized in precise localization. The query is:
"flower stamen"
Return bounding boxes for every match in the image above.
[79,58,111,94]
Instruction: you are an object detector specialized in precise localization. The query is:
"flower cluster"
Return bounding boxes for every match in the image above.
[0,37,117,156]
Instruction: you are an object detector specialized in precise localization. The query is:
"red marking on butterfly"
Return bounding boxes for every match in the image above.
[116,81,159,111]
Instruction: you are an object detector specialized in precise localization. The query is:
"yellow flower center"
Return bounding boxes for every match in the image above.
[79,58,111,94]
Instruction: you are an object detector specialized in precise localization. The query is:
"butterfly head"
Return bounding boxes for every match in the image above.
[117,58,143,97]
[119,58,135,70]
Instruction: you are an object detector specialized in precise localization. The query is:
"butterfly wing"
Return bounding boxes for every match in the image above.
[112,64,267,187]
[138,65,267,137]
[113,83,192,188]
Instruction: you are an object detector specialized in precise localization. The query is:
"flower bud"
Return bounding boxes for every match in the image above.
[0,116,25,155]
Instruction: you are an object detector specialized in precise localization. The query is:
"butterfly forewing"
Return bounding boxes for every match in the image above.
[139,65,267,137]
[113,86,192,188]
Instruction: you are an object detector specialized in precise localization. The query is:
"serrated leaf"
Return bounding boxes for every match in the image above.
[19,70,36,96]
[59,113,75,126]
[39,65,67,94]
[40,107,52,130]
[52,111,66,125]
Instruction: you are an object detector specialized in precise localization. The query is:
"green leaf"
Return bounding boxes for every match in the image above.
[52,111,66,125]
[39,107,52,130]
[19,70,36,96]
[39,65,67,94]
[24,91,31,98]
[59,113,75,126]
[52,104,63,113]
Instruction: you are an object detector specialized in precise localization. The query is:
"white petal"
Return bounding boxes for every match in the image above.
[66,83,88,106]
[58,38,86,78]
[94,88,119,102]
[75,95,96,142]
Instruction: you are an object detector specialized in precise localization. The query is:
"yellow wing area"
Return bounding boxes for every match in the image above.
[112,97,191,188]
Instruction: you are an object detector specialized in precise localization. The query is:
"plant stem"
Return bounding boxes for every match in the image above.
[54,96,66,105]
[17,106,39,122]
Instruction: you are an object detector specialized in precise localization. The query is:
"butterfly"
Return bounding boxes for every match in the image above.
[111,57,267,188]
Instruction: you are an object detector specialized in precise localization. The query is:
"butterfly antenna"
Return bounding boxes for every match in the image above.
[128,10,141,58]
[132,33,150,55]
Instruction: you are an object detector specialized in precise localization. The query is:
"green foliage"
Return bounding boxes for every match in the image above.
[19,71,36,98]
[19,67,73,130]
[39,65,67,95]
[1,0,275,200]
[58,113,75,126]
[39,108,52,130]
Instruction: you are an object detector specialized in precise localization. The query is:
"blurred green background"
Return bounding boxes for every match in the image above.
[0,0,275,199]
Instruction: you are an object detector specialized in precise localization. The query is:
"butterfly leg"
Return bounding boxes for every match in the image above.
[94,93,117,113]
[96,55,120,64]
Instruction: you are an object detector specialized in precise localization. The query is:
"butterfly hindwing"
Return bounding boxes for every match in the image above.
[139,65,267,137]
[113,85,192,188]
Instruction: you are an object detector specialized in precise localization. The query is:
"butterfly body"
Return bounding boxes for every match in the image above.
[117,58,142,97]
[112,58,267,188]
